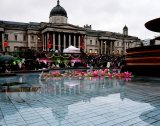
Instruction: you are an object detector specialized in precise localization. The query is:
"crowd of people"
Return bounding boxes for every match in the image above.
[0,54,126,73]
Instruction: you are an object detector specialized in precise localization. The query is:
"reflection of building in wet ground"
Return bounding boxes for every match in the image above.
[0,75,160,125]
[0,75,125,125]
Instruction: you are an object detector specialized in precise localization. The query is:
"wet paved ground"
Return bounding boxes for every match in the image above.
[0,70,160,126]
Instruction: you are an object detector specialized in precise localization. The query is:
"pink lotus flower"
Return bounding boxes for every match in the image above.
[115,74,120,78]
[113,69,116,72]
[43,73,47,76]
[91,71,99,76]
[84,73,89,77]
[125,71,132,77]
[108,73,112,77]
[74,71,79,75]
[53,71,61,76]
[104,69,109,74]
[100,71,105,76]
[120,73,125,78]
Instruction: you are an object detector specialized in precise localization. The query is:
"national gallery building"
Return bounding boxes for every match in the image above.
[0,0,141,54]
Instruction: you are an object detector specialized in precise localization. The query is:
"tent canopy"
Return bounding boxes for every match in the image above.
[63,45,80,53]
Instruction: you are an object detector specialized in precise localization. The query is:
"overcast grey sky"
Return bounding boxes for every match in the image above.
[0,0,159,40]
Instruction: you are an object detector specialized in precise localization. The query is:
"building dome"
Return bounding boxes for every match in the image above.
[49,0,67,17]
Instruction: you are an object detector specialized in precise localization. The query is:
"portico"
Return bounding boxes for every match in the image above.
[98,38,116,55]
[42,29,85,52]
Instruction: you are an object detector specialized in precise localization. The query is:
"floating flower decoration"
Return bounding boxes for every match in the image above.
[115,73,120,78]
[44,69,134,82]
[113,69,116,72]
[100,71,105,76]
[125,71,132,77]
[47,74,50,77]
[91,71,99,76]
[43,73,47,76]
[104,69,109,74]
[52,71,62,77]
[108,73,112,77]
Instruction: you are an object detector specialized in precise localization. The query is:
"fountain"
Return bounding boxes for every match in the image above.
[121,17,160,76]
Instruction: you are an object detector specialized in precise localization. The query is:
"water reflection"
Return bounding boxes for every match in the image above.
[0,72,160,125]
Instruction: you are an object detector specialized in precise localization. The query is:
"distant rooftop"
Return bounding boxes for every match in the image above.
[0,20,40,26]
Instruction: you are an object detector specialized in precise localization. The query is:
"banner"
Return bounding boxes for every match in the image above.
[50,34,53,45]
[48,44,51,48]
[80,37,85,49]
[80,37,84,46]
[4,42,8,47]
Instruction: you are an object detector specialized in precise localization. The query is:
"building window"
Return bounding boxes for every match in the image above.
[117,42,119,46]
[31,36,34,41]
[23,35,26,41]
[89,49,92,54]
[37,34,42,41]
[117,50,119,55]
[15,35,17,41]
[95,49,98,54]
[14,47,19,51]
[121,50,123,55]
[4,34,8,40]
[90,40,92,45]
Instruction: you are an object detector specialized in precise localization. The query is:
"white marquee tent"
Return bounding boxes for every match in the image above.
[63,45,80,53]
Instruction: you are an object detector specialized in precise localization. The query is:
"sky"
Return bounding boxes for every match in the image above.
[0,0,159,40]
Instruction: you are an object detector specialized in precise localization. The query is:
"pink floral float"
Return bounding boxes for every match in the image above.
[43,69,134,80]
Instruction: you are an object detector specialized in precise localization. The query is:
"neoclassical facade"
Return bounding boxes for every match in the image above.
[0,0,141,54]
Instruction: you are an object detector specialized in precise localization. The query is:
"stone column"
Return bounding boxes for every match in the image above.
[53,33,55,50]
[101,40,103,54]
[123,40,126,54]
[114,41,116,54]
[78,36,80,48]
[43,34,45,51]
[2,33,4,51]
[110,41,112,54]
[64,34,66,49]
[85,35,87,53]
[28,34,31,49]
[105,41,106,54]
[35,35,38,50]
[98,40,100,54]
[74,35,76,47]
[44,35,46,51]
[58,33,61,51]
[47,33,49,51]
[126,42,127,49]
[69,34,71,46]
